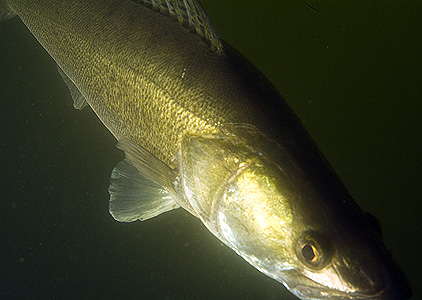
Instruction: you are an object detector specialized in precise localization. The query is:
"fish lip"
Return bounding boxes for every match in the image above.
[281,251,412,300]
[290,283,387,300]
[282,270,393,300]
[292,282,411,300]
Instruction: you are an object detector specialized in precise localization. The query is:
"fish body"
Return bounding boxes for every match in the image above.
[0,0,411,299]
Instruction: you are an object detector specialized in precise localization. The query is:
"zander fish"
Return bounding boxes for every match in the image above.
[0,0,411,299]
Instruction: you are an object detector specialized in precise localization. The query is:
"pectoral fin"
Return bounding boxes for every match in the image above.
[109,139,180,222]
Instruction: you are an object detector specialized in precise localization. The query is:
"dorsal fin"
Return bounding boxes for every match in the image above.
[134,0,223,53]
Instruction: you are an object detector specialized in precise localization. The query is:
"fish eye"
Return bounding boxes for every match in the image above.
[302,243,317,262]
[296,231,332,270]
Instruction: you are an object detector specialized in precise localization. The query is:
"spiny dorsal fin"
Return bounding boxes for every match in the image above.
[134,0,223,53]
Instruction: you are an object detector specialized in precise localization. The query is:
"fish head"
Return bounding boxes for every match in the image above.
[215,163,410,299]
[282,223,412,300]
[179,126,411,300]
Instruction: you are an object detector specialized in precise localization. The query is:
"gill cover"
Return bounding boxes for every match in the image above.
[178,125,302,277]
[179,125,289,223]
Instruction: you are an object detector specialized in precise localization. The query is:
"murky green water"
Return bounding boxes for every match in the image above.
[0,1,420,299]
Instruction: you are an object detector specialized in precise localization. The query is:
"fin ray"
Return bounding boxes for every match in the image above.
[57,67,88,110]
[116,138,175,189]
[109,159,180,222]
[134,0,222,53]
[109,138,181,222]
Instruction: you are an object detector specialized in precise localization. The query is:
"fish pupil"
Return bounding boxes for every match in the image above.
[302,244,316,261]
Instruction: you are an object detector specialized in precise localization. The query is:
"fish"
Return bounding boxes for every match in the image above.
[0,0,412,299]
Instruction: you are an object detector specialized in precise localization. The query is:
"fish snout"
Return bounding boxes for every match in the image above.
[375,257,412,300]
[335,250,412,299]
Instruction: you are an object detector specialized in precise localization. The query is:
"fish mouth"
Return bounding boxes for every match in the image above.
[289,283,386,300]
[281,268,410,300]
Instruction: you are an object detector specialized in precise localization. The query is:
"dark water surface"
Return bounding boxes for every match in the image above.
[0,1,420,299]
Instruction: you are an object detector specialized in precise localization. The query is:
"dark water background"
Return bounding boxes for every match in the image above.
[0,1,420,299]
